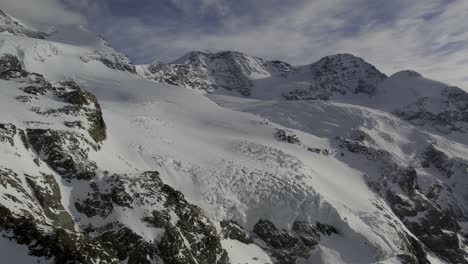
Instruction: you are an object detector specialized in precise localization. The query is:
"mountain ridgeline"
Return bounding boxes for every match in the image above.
[1,9,468,264]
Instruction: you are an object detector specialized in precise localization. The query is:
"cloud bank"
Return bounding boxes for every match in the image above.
[0,0,85,28]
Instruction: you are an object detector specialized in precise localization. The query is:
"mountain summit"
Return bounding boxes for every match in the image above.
[0,9,47,39]
[1,11,468,264]
[136,51,386,100]
[137,50,295,96]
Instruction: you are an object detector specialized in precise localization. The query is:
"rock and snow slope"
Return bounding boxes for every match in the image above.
[0,10,467,264]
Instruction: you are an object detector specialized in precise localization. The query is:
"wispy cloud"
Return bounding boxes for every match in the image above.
[0,0,86,29]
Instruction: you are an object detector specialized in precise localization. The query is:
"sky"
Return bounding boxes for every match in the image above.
[1,0,468,89]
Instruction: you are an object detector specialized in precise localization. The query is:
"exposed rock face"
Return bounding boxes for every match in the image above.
[143,172,229,264]
[0,205,120,264]
[0,65,107,181]
[275,128,301,144]
[394,85,468,134]
[138,52,388,102]
[27,129,99,180]
[0,53,22,73]
[0,123,118,263]
[337,135,468,263]
[283,54,387,100]
[0,9,47,39]
[252,219,337,264]
[0,57,118,262]
[138,50,294,95]
[1,57,107,144]
[372,71,468,136]
[81,50,137,74]
[311,54,386,94]
[74,171,229,264]
[96,223,159,264]
[58,80,107,142]
[221,220,253,244]
[0,57,231,263]
[25,173,75,230]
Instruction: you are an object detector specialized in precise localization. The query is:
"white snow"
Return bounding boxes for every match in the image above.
[221,239,272,264]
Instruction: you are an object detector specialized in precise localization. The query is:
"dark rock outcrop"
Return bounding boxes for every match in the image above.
[253,219,337,264]
[275,128,301,144]
[0,205,119,264]
[336,136,467,263]
[27,129,98,180]
[221,220,253,244]
[0,53,22,73]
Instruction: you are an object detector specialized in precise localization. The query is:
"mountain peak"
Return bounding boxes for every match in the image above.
[0,9,47,39]
[171,50,257,65]
[170,50,209,64]
[281,53,388,100]
[390,70,423,79]
[312,53,382,71]
[323,53,363,60]
[140,50,294,95]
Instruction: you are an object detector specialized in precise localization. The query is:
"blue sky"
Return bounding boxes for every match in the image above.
[1,0,468,89]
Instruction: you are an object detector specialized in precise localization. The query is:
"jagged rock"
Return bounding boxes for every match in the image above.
[143,173,229,264]
[221,220,253,244]
[394,85,468,134]
[74,171,229,264]
[404,208,466,263]
[337,136,387,158]
[97,223,159,264]
[17,77,107,143]
[0,123,17,146]
[139,50,293,95]
[0,166,44,219]
[253,219,336,264]
[337,137,467,263]
[27,129,98,180]
[306,147,330,155]
[0,205,119,263]
[282,54,387,100]
[25,173,74,230]
[275,128,301,144]
[398,234,430,264]
[0,10,47,39]
[58,81,107,142]
[75,176,133,218]
[398,167,420,194]
[421,145,454,178]
[81,50,136,74]
[0,53,22,73]
[22,85,48,95]
[147,188,229,264]
[254,220,298,250]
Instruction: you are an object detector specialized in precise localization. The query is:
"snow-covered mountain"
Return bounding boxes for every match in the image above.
[136,50,294,96]
[136,51,386,100]
[1,10,468,264]
[0,9,47,39]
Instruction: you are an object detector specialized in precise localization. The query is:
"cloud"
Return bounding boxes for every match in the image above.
[0,0,86,29]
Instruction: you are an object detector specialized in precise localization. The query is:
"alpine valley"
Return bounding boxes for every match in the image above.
[0,9,468,264]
